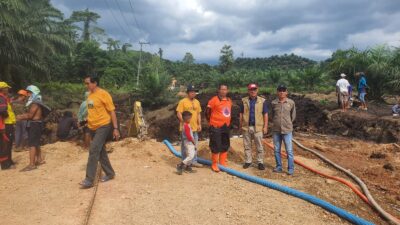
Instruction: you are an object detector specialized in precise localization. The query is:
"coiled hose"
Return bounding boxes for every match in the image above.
[163,139,374,225]
[292,139,400,225]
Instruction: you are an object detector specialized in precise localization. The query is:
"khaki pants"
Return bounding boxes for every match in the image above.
[243,126,264,164]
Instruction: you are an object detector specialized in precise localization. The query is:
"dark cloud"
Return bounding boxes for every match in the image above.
[51,0,400,62]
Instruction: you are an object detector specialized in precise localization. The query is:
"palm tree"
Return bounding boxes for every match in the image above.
[122,43,132,53]
[104,38,121,52]
[69,8,104,42]
[0,0,72,82]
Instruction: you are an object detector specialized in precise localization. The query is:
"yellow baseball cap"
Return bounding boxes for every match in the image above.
[0,82,11,89]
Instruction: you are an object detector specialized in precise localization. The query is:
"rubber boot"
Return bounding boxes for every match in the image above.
[211,153,220,172]
[219,151,228,167]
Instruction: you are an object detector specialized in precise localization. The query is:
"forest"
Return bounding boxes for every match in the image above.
[1,0,399,108]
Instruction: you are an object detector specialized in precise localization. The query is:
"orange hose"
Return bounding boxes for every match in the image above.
[262,140,371,205]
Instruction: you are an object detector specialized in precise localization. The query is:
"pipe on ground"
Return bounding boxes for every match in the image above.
[163,139,374,225]
[292,138,400,225]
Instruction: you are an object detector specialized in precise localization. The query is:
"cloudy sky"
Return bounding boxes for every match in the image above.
[52,0,400,63]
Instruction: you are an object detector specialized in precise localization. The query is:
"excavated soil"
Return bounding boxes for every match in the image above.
[146,93,400,143]
[146,92,327,142]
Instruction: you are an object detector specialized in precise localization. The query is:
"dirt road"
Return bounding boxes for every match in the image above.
[0,137,388,225]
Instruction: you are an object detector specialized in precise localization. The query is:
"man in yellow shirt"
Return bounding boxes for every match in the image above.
[176,85,202,167]
[80,76,120,189]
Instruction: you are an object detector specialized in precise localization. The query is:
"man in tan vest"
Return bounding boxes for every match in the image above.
[239,83,269,170]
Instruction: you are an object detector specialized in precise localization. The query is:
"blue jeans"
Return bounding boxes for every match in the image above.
[273,132,294,174]
[181,132,199,163]
[359,92,366,103]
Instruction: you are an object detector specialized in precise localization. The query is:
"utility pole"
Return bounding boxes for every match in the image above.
[136,41,150,86]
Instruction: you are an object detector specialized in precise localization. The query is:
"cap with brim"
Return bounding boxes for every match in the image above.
[18,90,28,96]
[247,83,258,90]
[0,82,11,89]
[340,73,346,77]
[187,85,198,92]
[277,84,287,91]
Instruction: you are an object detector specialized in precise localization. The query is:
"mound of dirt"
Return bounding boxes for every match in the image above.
[323,110,400,143]
[146,92,327,142]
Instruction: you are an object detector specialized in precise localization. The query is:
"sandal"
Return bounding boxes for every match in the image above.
[20,165,37,172]
[100,175,115,182]
[79,179,94,189]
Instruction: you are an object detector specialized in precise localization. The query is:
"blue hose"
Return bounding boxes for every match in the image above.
[163,139,374,225]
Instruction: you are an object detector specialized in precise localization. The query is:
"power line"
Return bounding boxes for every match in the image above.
[127,0,144,37]
[114,0,134,32]
[103,0,131,40]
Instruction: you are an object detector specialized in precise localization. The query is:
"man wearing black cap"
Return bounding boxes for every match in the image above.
[270,85,296,175]
[239,83,269,170]
[176,85,202,168]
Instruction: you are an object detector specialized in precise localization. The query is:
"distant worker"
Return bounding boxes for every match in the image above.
[176,111,197,175]
[13,90,29,151]
[271,85,296,175]
[336,73,351,112]
[56,111,78,141]
[79,76,119,189]
[392,99,400,116]
[16,85,46,172]
[176,85,202,168]
[206,84,232,172]
[239,83,269,170]
[78,92,91,148]
[348,84,353,108]
[357,72,368,111]
[0,82,16,169]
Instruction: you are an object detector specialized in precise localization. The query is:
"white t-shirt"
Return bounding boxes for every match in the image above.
[336,78,350,93]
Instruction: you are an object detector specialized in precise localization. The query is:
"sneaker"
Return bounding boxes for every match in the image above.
[176,163,183,175]
[273,168,283,173]
[258,163,265,170]
[192,162,203,168]
[287,170,294,176]
[243,163,251,169]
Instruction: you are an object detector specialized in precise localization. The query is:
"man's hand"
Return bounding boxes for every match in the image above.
[113,129,120,141]
[198,125,202,132]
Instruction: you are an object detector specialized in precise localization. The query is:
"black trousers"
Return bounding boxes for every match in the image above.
[0,124,14,169]
[209,124,230,154]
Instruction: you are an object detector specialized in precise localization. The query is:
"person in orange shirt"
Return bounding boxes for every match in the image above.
[79,76,120,189]
[206,84,232,172]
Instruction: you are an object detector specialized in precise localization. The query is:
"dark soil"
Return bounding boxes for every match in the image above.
[146,92,327,142]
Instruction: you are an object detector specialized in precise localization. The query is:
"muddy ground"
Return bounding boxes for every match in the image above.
[0,137,398,225]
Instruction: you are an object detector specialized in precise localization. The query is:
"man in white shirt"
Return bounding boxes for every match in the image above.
[336,73,351,112]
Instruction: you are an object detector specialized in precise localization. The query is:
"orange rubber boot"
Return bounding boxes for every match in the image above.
[219,151,228,167]
[211,153,220,172]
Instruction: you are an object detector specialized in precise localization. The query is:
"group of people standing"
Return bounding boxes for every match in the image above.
[0,82,46,171]
[176,83,296,175]
[0,77,120,190]
[336,72,369,112]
